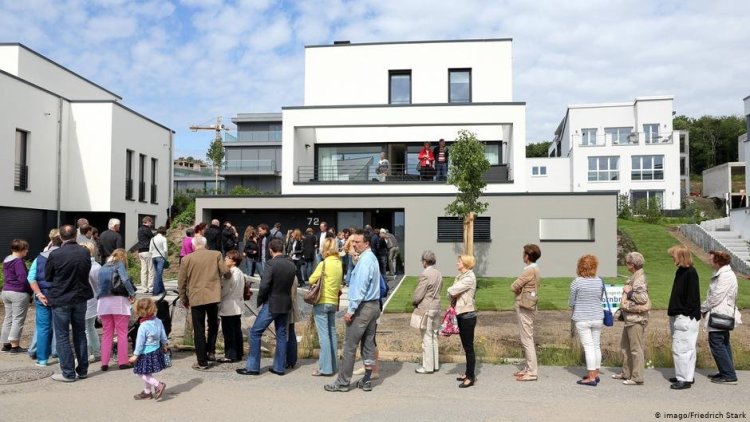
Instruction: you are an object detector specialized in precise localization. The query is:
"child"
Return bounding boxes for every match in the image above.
[129,298,168,400]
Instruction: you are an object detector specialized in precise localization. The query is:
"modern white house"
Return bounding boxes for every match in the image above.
[196,39,618,277]
[543,96,689,210]
[0,43,173,254]
[728,95,750,241]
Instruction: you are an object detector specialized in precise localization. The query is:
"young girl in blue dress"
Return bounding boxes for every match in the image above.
[129,298,168,400]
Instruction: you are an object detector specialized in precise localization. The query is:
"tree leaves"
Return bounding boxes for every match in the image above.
[445,129,490,217]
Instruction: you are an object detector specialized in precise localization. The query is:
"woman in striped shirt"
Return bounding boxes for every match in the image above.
[569,254,604,386]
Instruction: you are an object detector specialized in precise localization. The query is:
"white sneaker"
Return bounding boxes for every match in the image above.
[51,373,76,383]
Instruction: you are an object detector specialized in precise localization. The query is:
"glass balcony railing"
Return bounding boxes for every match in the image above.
[222,159,277,173]
[227,130,282,142]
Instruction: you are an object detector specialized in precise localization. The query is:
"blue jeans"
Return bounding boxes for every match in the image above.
[245,303,287,373]
[304,259,314,281]
[257,261,265,281]
[52,302,88,379]
[708,331,737,379]
[30,298,56,361]
[152,257,165,295]
[313,303,338,374]
[345,256,355,285]
[287,322,297,367]
[436,162,448,181]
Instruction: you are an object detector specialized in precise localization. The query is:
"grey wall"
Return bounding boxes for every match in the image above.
[195,192,617,277]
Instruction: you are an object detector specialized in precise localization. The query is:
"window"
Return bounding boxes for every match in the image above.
[588,156,619,181]
[643,123,660,144]
[531,166,547,176]
[631,155,664,180]
[539,218,595,241]
[125,150,134,200]
[150,158,158,204]
[484,142,500,165]
[630,190,663,208]
[449,69,471,103]
[14,130,29,191]
[389,70,411,104]
[605,127,634,145]
[437,217,490,242]
[138,154,146,202]
[580,128,598,146]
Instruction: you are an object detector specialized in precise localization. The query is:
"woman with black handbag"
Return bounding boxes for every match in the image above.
[702,250,739,385]
[97,248,136,371]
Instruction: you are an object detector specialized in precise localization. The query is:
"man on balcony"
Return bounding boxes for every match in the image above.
[433,139,449,181]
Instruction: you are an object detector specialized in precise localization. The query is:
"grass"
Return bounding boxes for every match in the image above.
[386,219,750,312]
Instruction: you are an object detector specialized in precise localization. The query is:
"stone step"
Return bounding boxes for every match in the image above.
[711,231,742,239]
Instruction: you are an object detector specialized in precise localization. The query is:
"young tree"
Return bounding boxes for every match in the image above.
[445,129,491,256]
[206,136,225,194]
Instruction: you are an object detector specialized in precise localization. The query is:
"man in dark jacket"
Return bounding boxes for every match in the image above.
[221,221,239,254]
[301,227,317,281]
[136,216,155,292]
[237,238,296,376]
[98,218,123,264]
[204,219,222,251]
[45,224,93,382]
[257,224,271,278]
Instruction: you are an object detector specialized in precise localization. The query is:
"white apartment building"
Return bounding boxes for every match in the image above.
[0,43,173,253]
[543,96,688,210]
[197,39,618,277]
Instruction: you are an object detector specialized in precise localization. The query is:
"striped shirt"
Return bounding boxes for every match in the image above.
[569,277,604,322]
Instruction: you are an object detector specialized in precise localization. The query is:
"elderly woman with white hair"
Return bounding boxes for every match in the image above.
[411,250,442,374]
[612,251,651,385]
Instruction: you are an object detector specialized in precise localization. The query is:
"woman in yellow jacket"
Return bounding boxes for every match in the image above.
[309,237,343,376]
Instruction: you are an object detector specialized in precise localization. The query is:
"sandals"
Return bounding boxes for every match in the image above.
[513,370,528,377]
[622,379,643,385]
[516,374,538,382]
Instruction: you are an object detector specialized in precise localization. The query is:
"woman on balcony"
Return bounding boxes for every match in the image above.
[418,141,435,181]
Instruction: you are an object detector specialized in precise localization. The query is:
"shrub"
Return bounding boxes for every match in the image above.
[634,197,662,224]
[617,193,632,219]
[171,202,195,229]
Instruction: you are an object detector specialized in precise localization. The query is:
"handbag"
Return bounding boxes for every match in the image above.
[708,310,736,331]
[410,282,440,330]
[152,238,170,269]
[304,260,326,305]
[243,278,253,301]
[110,266,130,297]
[518,290,538,311]
[439,306,460,337]
[602,281,614,327]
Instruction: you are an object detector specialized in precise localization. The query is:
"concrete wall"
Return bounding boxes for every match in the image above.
[305,40,513,105]
[525,157,571,192]
[729,208,750,241]
[195,192,617,278]
[702,163,732,198]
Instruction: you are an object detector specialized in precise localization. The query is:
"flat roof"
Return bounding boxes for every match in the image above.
[743,94,750,101]
[232,112,282,123]
[306,38,512,49]
[282,102,525,110]
[568,95,674,110]
[196,191,618,200]
[0,42,122,100]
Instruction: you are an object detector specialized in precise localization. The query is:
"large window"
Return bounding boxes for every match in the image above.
[631,190,663,208]
[588,156,619,181]
[138,154,146,202]
[581,128,598,146]
[14,130,29,191]
[643,123,660,144]
[449,69,471,103]
[150,158,158,204]
[631,155,664,180]
[318,145,382,181]
[125,150,134,200]
[389,70,411,104]
[605,127,634,145]
[438,217,490,242]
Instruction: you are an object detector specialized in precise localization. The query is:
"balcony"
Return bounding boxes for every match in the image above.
[221,159,278,175]
[226,130,282,143]
[575,131,674,146]
[14,164,28,191]
[295,163,509,183]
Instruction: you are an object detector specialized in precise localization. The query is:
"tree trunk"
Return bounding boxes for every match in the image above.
[463,212,475,256]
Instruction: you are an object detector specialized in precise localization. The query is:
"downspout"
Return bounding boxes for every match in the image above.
[56,97,63,226]
[168,131,174,222]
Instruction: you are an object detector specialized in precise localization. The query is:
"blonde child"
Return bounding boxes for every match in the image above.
[129,298,168,400]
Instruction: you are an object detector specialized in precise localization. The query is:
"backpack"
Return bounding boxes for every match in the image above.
[379,273,389,300]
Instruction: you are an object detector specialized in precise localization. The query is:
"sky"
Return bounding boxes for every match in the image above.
[1,0,748,159]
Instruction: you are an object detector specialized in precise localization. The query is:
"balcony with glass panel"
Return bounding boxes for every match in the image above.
[221,159,278,175]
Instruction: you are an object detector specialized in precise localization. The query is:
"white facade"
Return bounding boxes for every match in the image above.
[0,43,173,249]
[744,96,750,196]
[544,97,684,210]
[282,39,526,195]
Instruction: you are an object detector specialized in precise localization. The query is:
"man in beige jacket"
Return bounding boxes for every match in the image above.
[178,236,230,370]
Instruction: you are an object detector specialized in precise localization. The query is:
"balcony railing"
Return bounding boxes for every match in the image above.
[125,178,134,200]
[151,184,157,204]
[138,181,146,202]
[222,159,277,173]
[575,131,674,146]
[295,164,509,183]
[227,130,282,142]
[14,164,28,191]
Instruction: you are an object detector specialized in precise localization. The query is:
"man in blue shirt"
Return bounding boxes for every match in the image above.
[324,230,380,393]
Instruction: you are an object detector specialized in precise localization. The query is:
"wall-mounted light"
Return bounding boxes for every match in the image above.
[305,144,311,149]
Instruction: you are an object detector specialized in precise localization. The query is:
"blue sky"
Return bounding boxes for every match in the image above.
[1,0,748,159]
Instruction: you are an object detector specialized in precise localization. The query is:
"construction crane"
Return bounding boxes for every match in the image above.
[189,117,229,193]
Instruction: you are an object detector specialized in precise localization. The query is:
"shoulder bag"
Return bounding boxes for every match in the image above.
[152,238,170,270]
[110,265,130,297]
[410,282,440,330]
[439,306,460,337]
[602,281,614,327]
[304,260,326,305]
[707,278,737,331]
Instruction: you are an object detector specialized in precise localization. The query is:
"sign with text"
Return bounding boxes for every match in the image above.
[602,284,624,311]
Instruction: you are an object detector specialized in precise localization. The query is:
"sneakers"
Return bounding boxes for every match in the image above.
[415,367,434,374]
[357,379,373,392]
[711,377,738,385]
[9,346,27,354]
[35,361,48,367]
[51,373,76,383]
[1,343,11,352]
[119,364,133,370]
[324,383,351,392]
[101,365,109,371]
[192,362,211,371]
[133,391,152,400]
[154,382,167,400]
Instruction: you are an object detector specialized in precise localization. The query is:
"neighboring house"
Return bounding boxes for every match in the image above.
[195,39,618,277]
[543,96,689,210]
[729,96,750,241]
[174,159,224,193]
[0,43,173,254]
[702,162,746,210]
[222,112,282,193]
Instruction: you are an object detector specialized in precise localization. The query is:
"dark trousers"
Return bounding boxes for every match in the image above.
[52,302,88,380]
[708,331,737,379]
[294,260,305,285]
[457,313,477,380]
[221,314,243,361]
[191,303,219,365]
[287,322,297,367]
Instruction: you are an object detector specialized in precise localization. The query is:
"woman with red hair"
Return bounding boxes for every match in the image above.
[569,254,605,386]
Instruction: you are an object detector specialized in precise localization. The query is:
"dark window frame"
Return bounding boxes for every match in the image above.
[388,69,412,105]
[14,129,30,191]
[138,153,147,202]
[150,157,158,204]
[125,149,134,201]
[437,216,491,243]
[448,68,472,103]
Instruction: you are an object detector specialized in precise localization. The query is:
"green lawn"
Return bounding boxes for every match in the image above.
[385,219,750,313]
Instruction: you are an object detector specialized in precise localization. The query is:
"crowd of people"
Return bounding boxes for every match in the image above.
[0,217,744,399]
